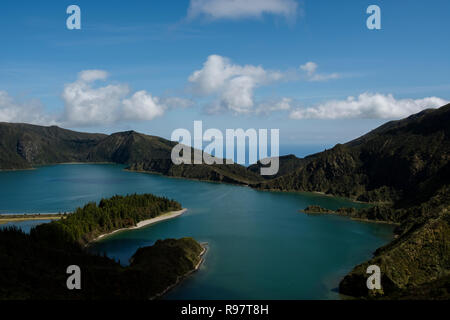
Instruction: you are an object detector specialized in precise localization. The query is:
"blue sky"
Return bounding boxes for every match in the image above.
[1,0,449,150]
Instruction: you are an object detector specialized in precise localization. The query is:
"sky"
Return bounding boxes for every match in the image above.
[0,0,449,151]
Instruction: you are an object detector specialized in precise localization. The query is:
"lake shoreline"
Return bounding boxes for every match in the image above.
[88,208,188,244]
[150,242,208,301]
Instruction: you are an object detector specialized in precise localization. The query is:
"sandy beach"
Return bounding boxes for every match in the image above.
[91,208,188,243]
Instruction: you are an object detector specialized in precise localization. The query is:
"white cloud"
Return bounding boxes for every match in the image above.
[1,70,192,128]
[189,55,283,114]
[188,57,345,115]
[62,70,191,126]
[0,90,55,125]
[300,61,340,82]
[122,91,165,121]
[62,71,130,126]
[289,93,449,120]
[187,0,298,21]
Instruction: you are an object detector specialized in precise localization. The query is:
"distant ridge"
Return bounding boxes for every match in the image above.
[0,122,263,185]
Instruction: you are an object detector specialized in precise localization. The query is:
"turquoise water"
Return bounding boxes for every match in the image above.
[0,164,395,299]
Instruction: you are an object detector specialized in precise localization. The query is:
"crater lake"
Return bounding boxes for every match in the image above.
[0,164,395,299]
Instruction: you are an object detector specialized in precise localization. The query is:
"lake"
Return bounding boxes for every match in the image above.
[0,164,395,299]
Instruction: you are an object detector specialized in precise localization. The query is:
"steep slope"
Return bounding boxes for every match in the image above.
[253,104,450,205]
[271,104,450,299]
[90,130,263,184]
[339,186,450,299]
[0,123,107,170]
[248,154,308,179]
[87,130,177,164]
[0,123,263,184]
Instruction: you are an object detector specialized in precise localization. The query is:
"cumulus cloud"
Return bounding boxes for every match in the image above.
[0,90,55,125]
[1,70,193,128]
[122,91,165,121]
[300,61,340,82]
[62,71,130,126]
[62,70,191,126]
[289,93,449,120]
[187,0,298,21]
[189,55,284,114]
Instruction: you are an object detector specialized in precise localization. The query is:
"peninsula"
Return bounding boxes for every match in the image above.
[0,194,204,300]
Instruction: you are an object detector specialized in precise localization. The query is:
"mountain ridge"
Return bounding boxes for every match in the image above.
[0,122,263,185]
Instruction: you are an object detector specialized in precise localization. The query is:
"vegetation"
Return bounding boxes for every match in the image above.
[289,104,450,299]
[0,226,203,300]
[339,185,450,299]
[33,193,181,246]
[0,124,263,184]
[1,103,450,299]
[0,122,107,170]
[301,205,336,215]
[0,194,203,300]
[130,238,204,299]
[253,104,450,206]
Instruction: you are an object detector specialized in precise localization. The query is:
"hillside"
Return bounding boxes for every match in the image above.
[0,123,107,170]
[0,123,263,184]
[339,186,450,299]
[274,104,450,299]
[0,226,203,300]
[253,104,450,206]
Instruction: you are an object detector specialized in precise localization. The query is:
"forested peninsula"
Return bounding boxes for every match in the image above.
[0,194,204,300]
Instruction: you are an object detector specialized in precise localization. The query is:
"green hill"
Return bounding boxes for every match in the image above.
[0,122,106,169]
[253,104,450,206]
[263,104,450,299]
[0,123,263,184]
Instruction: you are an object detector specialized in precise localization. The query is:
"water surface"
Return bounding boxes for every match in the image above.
[0,164,394,299]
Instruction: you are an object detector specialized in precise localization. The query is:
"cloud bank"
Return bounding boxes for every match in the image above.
[187,0,298,21]
[0,70,192,127]
[61,70,190,126]
[289,93,449,120]
[1,63,448,128]
[189,54,284,114]
[0,91,55,125]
